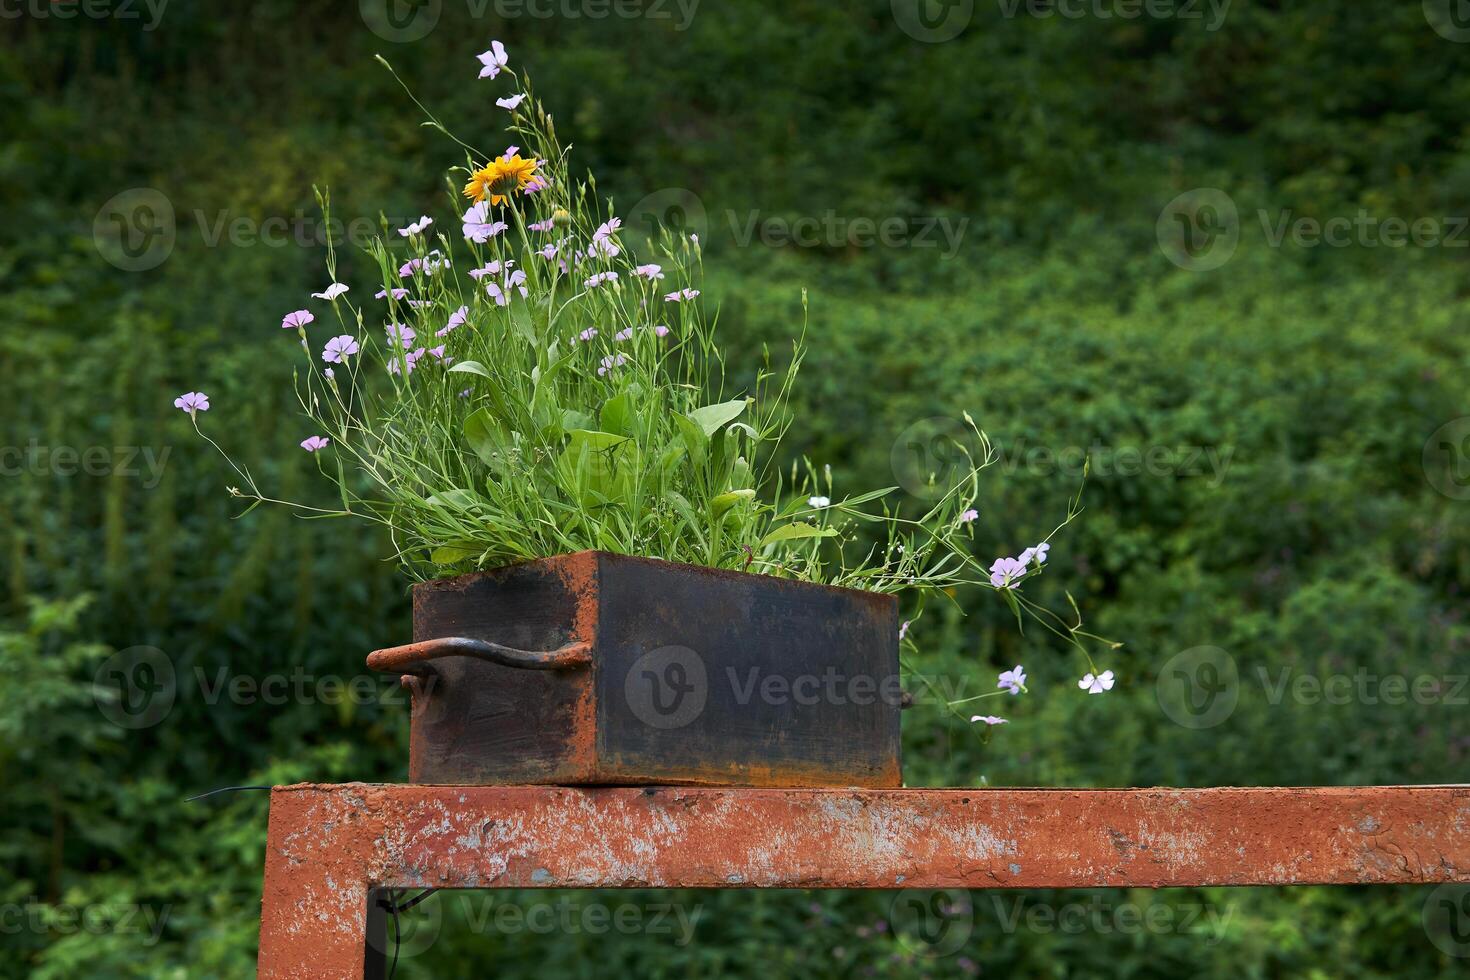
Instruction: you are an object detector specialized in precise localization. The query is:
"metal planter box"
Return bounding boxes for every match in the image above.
[368,550,901,787]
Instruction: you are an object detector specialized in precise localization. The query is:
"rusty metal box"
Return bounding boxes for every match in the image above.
[368,550,902,787]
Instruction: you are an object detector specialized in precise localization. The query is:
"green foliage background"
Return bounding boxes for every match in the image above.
[3,1,1468,976]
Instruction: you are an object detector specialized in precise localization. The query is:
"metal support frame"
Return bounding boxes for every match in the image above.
[258,783,1470,978]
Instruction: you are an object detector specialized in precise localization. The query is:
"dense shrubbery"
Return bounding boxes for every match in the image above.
[3,2,1468,976]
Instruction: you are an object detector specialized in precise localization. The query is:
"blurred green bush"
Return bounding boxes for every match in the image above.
[2,1,1468,976]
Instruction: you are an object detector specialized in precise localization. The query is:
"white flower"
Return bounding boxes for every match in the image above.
[311,282,349,301]
[1079,670,1116,695]
[397,215,433,237]
[477,40,509,79]
[808,496,831,509]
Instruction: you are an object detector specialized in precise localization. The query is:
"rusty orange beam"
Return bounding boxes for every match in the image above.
[258,783,1470,978]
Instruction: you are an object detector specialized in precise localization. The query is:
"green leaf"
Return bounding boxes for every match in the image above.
[658,442,688,480]
[562,409,595,432]
[665,491,707,548]
[448,361,493,379]
[558,430,634,507]
[711,489,756,518]
[431,543,481,564]
[508,308,538,345]
[464,408,513,468]
[565,429,629,453]
[759,522,838,548]
[531,355,571,433]
[454,364,520,431]
[600,390,637,438]
[687,398,748,438]
[673,412,708,468]
[425,489,478,510]
[730,456,754,490]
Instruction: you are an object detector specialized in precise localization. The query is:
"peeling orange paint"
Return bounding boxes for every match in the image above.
[259,783,1470,978]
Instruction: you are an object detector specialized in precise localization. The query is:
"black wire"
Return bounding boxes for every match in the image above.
[184,785,273,802]
[389,889,401,980]
[377,889,439,915]
[377,888,437,979]
[395,889,438,912]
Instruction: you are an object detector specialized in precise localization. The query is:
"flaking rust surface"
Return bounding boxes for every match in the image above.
[550,552,600,778]
[259,783,1470,978]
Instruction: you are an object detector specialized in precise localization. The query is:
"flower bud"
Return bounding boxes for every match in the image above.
[552,208,571,228]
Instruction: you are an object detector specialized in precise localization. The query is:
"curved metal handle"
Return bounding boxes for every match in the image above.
[367,636,592,676]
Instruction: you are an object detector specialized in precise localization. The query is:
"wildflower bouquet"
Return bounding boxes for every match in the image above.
[179,44,1118,726]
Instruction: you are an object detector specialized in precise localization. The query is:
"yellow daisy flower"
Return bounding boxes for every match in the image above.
[463,152,541,206]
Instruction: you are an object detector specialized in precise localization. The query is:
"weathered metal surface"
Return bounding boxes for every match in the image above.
[373,550,902,788]
[258,782,1470,978]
